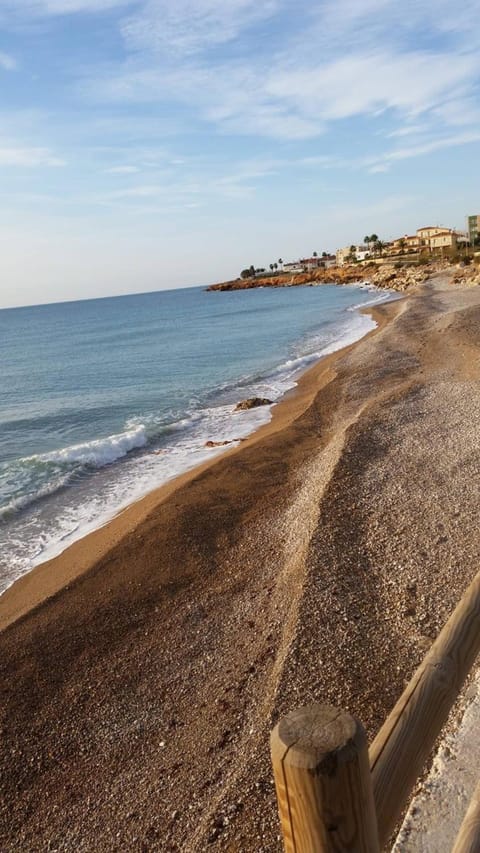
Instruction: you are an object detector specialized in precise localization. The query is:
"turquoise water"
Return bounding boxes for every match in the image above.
[0,282,392,591]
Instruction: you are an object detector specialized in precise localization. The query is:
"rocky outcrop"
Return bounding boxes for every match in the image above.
[206,262,434,294]
[235,397,273,411]
[452,263,480,288]
[207,266,377,292]
[368,264,432,291]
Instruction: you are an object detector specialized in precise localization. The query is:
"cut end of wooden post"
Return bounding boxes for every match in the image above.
[273,703,364,770]
[271,704,379,852]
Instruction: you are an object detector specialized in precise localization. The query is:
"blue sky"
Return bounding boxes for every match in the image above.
[1,0,479,307]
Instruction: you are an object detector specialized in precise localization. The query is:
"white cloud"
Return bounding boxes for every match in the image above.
[365,130,480,172]
[387,124,428,139]
[3,0,133,14]
[0,145,65,166]
[266,51,479,123]
[91,155,287,208]
[5,0,480,185]
[0,51,17,70]
[387,132,480,162]
[369,164,390,174]
[76,0,480,148]
[105,183,163,198]
[307,0,480,53]
[87,38,480,144]
[432,98,480,128]
[210,103,322,141]
[121,0,280,54]
[105,164,140,173]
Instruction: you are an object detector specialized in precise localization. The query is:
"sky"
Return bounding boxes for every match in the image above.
[0,0,479,308]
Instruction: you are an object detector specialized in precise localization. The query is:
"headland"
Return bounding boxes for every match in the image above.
[207,260,431,293]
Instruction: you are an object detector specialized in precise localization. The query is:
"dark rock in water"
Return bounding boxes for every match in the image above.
[235,397,273,411]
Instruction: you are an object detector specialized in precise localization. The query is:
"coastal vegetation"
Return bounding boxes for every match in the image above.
[240,265,267,279]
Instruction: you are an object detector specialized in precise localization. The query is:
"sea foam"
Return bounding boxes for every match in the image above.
[25,424,148,468]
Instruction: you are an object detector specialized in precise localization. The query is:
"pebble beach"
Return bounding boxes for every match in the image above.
[1,269,480,851]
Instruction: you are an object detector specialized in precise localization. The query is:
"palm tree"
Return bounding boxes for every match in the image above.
[278,258,283,270]
[274,262,278,271]
[269,263,274,271]
[313,251,317,257]
[365,234,379,255]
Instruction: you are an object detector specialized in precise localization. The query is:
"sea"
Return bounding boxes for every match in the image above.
[0,281,395,594]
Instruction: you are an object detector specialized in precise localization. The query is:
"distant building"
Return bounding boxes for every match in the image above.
[322,255,337,269]
[283,261,305,273]
[390,228,468,254]
[355,246,372,262]
[406,234,421,249]
[283,256,335,273]
[467,214,480,245]
[416,226,443,241]
[392,234,420,251]
[428,230,457,251]
[301,257,323,271]
[335,247,351,266]
[416,226,468,253]
[336,245,370,266]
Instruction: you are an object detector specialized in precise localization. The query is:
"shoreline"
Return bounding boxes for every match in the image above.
[0,294,398,633]
[3,271,480,851]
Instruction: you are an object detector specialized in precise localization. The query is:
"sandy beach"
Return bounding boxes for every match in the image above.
[1,270,480,851]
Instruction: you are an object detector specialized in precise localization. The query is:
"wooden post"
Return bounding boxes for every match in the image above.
[370,569,480,847]
[452,782,480,853]
[270,703,379,852]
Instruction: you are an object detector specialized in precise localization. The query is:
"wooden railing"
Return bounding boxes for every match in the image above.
[271,568,480,851]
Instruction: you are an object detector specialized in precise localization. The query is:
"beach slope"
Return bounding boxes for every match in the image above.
[1,272,480,851]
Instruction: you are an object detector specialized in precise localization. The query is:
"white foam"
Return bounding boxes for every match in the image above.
[23,424,148,468]
[347,292,398,311]
[0,471,74,520]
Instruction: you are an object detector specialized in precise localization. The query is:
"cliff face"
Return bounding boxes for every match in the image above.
[206,263,431,293]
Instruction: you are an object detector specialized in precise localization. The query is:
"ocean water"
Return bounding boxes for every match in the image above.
[0,281,393,593]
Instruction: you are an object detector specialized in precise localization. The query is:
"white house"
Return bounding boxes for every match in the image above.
[336,245,370,266]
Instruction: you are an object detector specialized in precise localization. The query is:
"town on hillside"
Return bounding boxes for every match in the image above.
[239,215,480,280]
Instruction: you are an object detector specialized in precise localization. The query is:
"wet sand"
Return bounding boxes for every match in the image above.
[1,271,480,851]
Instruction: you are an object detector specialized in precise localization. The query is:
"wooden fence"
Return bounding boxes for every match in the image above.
[271,568,480,851]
